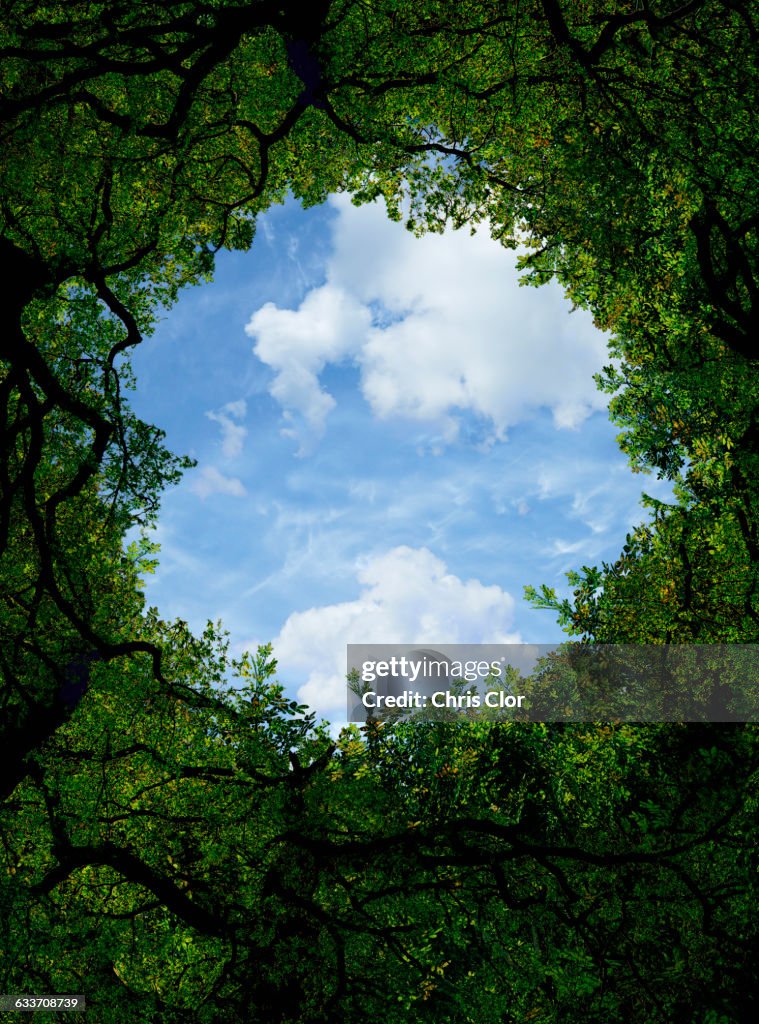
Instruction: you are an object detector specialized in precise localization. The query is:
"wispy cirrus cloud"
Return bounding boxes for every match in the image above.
[188,465,246,499]
[206,399,248,459]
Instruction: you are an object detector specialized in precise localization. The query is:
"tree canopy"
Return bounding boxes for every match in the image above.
[1,1,757,1020]
[3,642,757,1021]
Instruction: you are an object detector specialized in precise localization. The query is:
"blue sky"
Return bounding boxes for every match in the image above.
[127,194,672,721]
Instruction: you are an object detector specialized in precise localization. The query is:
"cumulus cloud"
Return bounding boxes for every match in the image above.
[246,195,609,450]
[271,545,520,720]
[246,283,370,451]
[206,400,248,459]
[188,465,246,499]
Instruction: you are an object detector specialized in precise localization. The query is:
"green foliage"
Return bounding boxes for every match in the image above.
[2,2,758,1020]
[3,0,757,647]
[2,667,756,1020]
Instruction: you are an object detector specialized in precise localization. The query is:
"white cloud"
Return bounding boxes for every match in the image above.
[246,283,370,450]
[270,545,520,720]
[246,195,609,450]
[188,465,247,499]
[549,538,588,557]
[206,400,248,459]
